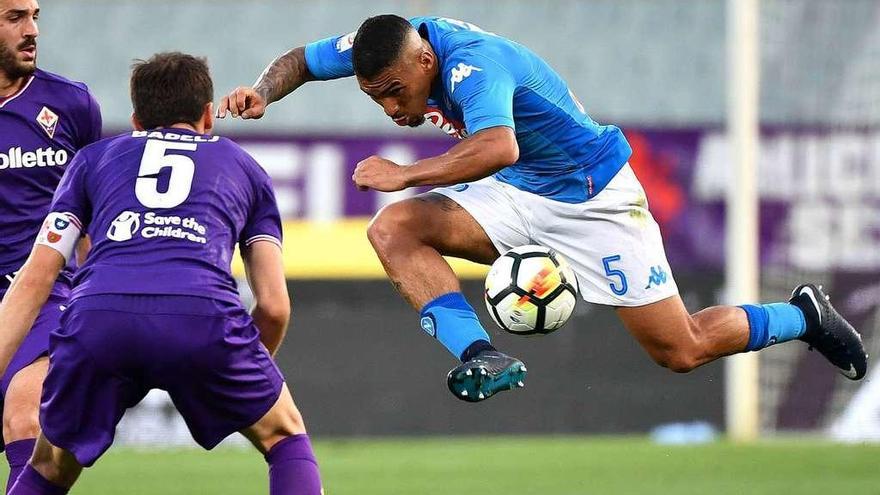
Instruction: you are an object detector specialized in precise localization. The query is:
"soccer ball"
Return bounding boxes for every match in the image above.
[484,245,578,335]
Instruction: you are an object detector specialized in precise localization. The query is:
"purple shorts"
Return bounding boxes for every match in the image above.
[0,285,69,397]
[40,294,284,467]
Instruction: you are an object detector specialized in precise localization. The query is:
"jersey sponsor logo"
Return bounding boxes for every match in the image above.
[449,63,482,93]
[0,146,69,170]
[107,211,141,242]
[644,265,668,289]
[424,107,469,139]
[108,210,208,245]
[335,31,357,53]
[36,106,59,139]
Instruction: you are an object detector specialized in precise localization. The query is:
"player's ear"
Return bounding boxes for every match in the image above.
[131,113,144,131]
[419,47,434,73]
[201,102,214,135]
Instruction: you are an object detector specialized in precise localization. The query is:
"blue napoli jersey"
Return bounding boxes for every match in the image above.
[49,129,282,304]
[305,16,632,203]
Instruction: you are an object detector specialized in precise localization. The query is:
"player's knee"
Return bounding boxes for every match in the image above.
[3,408,40,443]
[367,202,420,251]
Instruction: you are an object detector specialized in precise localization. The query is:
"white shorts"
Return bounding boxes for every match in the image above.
[434,164,679,307]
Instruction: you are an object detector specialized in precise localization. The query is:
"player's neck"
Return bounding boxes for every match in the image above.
[0,72,28,100]
[167,122,205,134]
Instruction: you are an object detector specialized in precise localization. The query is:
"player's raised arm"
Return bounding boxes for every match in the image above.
[217,46,311,120]
[218,30,358,119]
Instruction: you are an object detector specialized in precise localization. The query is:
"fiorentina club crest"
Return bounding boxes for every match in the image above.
[36,106,59,139]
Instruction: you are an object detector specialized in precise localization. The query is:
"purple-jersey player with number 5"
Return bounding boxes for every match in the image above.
[0,53,322,495]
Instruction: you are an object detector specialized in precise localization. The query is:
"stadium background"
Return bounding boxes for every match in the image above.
[14,0,880,492]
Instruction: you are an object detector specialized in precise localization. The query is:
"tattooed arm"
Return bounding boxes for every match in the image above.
[217,46,315,119]
[217,30,358,120]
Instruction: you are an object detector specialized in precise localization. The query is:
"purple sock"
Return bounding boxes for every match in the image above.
[5,439,35,494]
[265,434,322,495]
[8,465,67,495]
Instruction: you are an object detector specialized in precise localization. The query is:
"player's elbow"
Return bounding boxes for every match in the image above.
[495,142,518,169]
[488,128,519,168]
[255,297,291,330]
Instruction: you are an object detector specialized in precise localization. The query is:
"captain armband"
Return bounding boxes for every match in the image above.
[36,212,82,263]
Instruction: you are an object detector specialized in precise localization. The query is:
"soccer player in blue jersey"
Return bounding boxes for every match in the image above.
[0,0,101,489]
[219,15,867,402]
[0,53,322,494]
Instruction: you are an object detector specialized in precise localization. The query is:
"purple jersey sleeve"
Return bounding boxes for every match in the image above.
[78,91,102,148]
[239,161,282,251]
[49,149,91,228]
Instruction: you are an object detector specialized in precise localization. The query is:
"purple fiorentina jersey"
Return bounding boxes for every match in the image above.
[0,69,102,290]
[49,128,282,304]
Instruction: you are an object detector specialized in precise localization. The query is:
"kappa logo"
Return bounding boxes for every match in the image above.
[644,266,668,289]
[449,63,482,93]
[36,106,59,139]
[107,211,141,242]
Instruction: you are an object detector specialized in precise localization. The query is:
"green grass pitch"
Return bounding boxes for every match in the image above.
[5,437,879,494]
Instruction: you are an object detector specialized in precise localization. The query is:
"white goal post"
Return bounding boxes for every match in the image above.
[724,0,761,441]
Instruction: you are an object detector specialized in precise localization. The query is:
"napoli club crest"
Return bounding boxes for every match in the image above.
[37,106,59,139]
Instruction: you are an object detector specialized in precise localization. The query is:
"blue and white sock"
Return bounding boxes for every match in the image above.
[420,292,492,361]
[740,303,806,351]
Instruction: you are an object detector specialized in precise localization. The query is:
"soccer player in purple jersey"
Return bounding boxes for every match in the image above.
[0,1,101,490]
[0,53,322,495]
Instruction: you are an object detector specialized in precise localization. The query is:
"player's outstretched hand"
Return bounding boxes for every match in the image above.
[217,86,267,120]
[353,155,408,192]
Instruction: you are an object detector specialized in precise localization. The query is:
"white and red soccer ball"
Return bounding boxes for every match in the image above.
[484,245,578,336]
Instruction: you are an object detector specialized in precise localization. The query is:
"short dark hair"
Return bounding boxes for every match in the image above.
[130,52,213,130]
[352,14,414,79]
